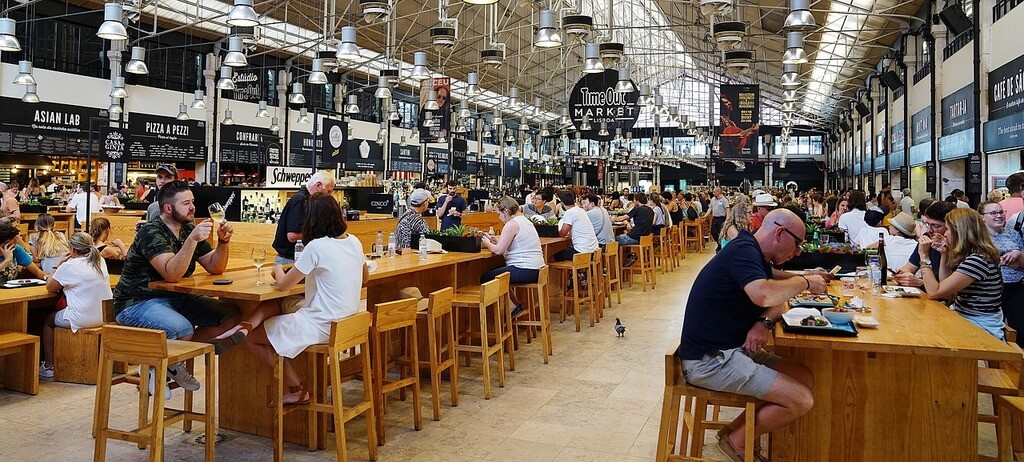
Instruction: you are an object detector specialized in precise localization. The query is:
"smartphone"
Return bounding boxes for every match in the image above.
[828,265,842,276]
[213,279,233,285]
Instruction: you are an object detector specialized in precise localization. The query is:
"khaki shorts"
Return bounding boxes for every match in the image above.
[681,347,781,400]
[280,296,305,314]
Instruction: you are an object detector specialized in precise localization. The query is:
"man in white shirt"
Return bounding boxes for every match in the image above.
[65,182,101,229]
[554,189,598,261]
[581,194,614,246]
[899,188,915,215]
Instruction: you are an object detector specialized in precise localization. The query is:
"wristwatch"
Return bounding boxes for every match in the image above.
[920,258,932,267]
[758,317,775,330]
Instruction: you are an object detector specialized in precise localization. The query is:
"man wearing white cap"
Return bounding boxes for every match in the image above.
[395,188,432,250]
[750,193,777,231]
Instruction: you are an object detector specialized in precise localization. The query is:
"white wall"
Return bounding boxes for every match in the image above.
[989,4,1024,70]
[940,159,965,198]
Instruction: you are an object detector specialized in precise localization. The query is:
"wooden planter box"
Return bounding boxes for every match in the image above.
[412,234,481,253]
[124,202,150,211]
[533,224,560,238]
[19,204,46,214]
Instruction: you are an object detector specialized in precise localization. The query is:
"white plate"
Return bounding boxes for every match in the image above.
[3,278,44,288]
[881,286,922,297]
[854,316,879,328]
[782,308,833,328]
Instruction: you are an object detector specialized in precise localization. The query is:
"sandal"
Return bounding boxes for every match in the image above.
[266,384,311,408]
[215,322,254,340]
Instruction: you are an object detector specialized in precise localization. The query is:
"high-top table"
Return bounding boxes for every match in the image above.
[771,284,1020,461]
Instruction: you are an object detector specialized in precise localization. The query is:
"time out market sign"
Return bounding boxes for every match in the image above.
[265,166,315,187]
[568,69,640,141]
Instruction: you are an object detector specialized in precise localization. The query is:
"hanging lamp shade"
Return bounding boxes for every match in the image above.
[191,90,207,109]
[13,60,35,86]
[424,90,440,111]
[780,63,801,88]
[110,76,129,99]
[336,26,360,61]
[782,90,799,102]
[492,108,502,125]
[97,3,128,40]
[345,94,360,114]
[296,108,310,124]
[534,10,562,48]
[108,97,123,115]
[409,51,430,81]
[784,0,817,31]
[227,0,260,27]
[176,103,190,120]
[559,108,571,127]
[288,82,306,104]
[614,67,635,93]
[269,116,280,132]
[583,42,604,73]
[223,36,248,67]
[458,99,471,119]
[256,100,270,117]
[22,84,39,103]
[466,72,480,97]
[308,58,328,84]
[217,66,236,90]
[223,109,235,125]
[0,18,21,52]
[375,75,392,99]
[580,115,592,131]
[125,46,149,74]
[597,122,609,136]
[781,32,807,65]
[388,103,401,120]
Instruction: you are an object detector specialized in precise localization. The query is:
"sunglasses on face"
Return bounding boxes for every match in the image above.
[774,221,804,246]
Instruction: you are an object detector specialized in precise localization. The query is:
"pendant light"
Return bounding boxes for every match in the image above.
[424,90,440,111]
[409,52,430,81]
[782,90,799,102]
[288,82,306,104]
[462,0,497,6]
[22,84,39,103]
[296,108,310,124]
[534,10,562,48]
[375,75,392,99]
[559,108,571,127]
[345,94,360,114]
[108,97,123,115]
[110,76,129,99]
[505,130,515,143]
[466,72,480,97]
[637,83,652,105]
[597,121,609,136]
[519,116,530,132]
[223,36,248,67]
[0,18,21,52]
[492,108,502,125]
[508,87,521,109]
[97,3,128,41]
[256,100,270,117]
[176,103,190,120]
[533,97,543,117]
[614,67,635,93]
[388,103,401,121]
[376,123,387,145]
[13,60,35,86]
[784,0,817,31]
[540,123,550,137]
[458,99,471,119]
[308,58,328,84]
[191,90,207,109]
[580,115,592,131]
[781,32,807,65]
[217,66,236,90]
[583,43,604,73]
[227,0,260,27]
[780,63,800,88]
[223,108,235,125]
[335,26,360,61]
[125,46,149,75]
[269,116,280,132]
[400,135,408,146]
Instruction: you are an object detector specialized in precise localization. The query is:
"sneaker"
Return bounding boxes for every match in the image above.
[38,362,54,379]
[167,361,201,391]
[623,252,638,267]
[143,366,172,401]
[510,304,526,318]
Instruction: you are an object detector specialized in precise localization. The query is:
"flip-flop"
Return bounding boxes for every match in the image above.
[267,385,311,408]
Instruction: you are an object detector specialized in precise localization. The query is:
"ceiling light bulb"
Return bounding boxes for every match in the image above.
[256,100,270,117]
[110,76,128,99]
[227,0,260,27]
[288,82,306,104]
[217,66,235,90]
[296,108,310,124]
[177,103,190,120]
[375,75,392,99]
[224,36,248,67]
[97,3,128,41]
[784,0,817,31]
[13,60,35,86]
[223,109,234,125]
[0,18,21,52]
[191,90,207,109]
[307,58,328,84]
[345,94,360,114]
[269,116,280,132]
[410,51,430,81]
[125,46,149,74]
[583,42,604,73]
[424,90,440,111]
[466,72,480,97]
[22,84,39,103]
[336,26,360,61]
[614,67,635,93]
[534,10,562,48]
[782,32,808,65]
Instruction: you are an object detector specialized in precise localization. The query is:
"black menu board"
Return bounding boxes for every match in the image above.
[291,131,338,169]
[425,147,450,175]
[0,97,104,157]
[504,157,521,178]
[481,152,501,176]
[220,125,271,164]
[127,113,206,162]
[389,143,422,172]
[466,151,478,174]
[452,138,468,171]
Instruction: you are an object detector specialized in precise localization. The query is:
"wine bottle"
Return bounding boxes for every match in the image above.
[877,232,888,285]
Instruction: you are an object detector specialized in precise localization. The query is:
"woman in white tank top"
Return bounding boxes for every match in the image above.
[480,196,544,284]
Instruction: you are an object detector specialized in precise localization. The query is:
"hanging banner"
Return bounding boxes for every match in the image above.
[0,97,106,157]
[425,147,450,175]
[418,77,451,142]
[890,121,905,153]
[226,69,264,103]
[219,125,271,164]
[989,54,1024,121]
[452,138,468,172]
[569,69,640,141]
[320,117,348,165]
[289,132,335,168]
[718,84,760,160]
[344,139,384,171]
[97,126,127,162]
[941,84,975,136]
[389,143,421,172]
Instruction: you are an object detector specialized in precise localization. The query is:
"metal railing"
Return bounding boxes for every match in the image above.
[994,0,1023,22]
[913,63,932,84]
[942,30,974,60]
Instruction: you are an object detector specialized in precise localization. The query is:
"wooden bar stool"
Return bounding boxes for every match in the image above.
[669,224,685,264]
[588,247,606,321]
[298,312,378,462]
[511,265,552,364]
[369,298,422,445]
[0,331,39,395]
[674,223,687,260]
[997,395,1024,462]
[656,346,757,462]
[683,220,702,252]
[417,287,459,421]
[622,234,656,292]
[653,227,671,274]
[456,272,515,371]
[550,252,596,332]
[602,242,623,306]
[451,276,506,399]
[93,326,216,462]
[53,326,103,384]
[979,338,1024,462]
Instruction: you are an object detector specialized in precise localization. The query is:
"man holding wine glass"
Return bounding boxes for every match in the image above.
[112,180,243,397]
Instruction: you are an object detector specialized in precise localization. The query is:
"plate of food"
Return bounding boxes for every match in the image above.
[788,293,840,308]
[881,286,922,297]
[782,308,832,328]
[3,278,46,288]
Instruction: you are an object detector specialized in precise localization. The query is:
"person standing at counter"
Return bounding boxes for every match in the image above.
[676,209,820,461]
[395,189,432,250]
[437,179,466,231]
[145,164,178,222]
[271,171,336,265]
[0,182,21,221]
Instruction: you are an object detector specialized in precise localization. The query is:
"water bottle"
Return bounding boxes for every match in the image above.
[868,257,882,295]
[387,232,396,258]
[488,226,495,237]
[373,230,384,256]
[418,233,428,261]
[294,239,304,262]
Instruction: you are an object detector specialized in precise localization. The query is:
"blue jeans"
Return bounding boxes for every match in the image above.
[274,256,295,265]
[115,295,239,340]
[481,265,540,285]
[616,234,639,245]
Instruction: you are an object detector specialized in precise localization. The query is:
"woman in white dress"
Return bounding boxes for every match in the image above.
[246,193,368,405]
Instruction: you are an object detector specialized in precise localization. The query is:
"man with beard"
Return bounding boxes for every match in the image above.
[112,180,241,397]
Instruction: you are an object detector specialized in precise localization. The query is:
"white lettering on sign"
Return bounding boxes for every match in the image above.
[236,131,260,142]
[266,166,314,187]
[994,67,1024,102]
[578,87,629,106]
[33,110,80,126]
[144,122,190,137]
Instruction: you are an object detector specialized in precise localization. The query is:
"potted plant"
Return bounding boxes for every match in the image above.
[532,216,561,237]
[419,225,482,253]
[19,200,47,214]
[124,199,150,210]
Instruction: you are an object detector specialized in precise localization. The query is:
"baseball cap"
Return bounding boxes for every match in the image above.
[864,210,885,227]
[408,188,431,207]
[155,164,178,177]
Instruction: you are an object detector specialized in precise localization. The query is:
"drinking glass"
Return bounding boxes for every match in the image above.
[251,248,267,285]
[840,277,856,297]
[208,202,226,242]
[856,265,871,297]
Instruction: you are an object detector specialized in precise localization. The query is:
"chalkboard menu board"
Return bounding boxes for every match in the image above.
[0,97,104,157]
[466,151,478,174]
[289,132,339,169]
[452,138,468,171]
[425,147,450,175]
[504,157,521,178]
[389,143,421,172]
[220,125,271,164]
[481,152,501,176]
[127,113,206,162]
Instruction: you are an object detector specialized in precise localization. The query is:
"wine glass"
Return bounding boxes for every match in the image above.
[251,248,267,285]
[208,202,226,222]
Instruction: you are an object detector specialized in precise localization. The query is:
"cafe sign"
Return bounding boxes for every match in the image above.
[568,69,640,141]
[941,84,974,136]
[989,54,1024,121]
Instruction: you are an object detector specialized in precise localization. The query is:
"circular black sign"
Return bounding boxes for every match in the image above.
[568,69,640,141]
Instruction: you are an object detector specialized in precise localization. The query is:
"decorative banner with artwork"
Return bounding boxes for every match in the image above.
[418,77,451,142]
[226,69,264,103]
[320,117,348,165]
[717,84,760,160]
[344,139,384,171]
[568,69,640,141]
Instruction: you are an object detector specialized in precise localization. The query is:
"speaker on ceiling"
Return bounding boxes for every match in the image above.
[855,101,869,117]
[880,70,904,90]
[839,120,851,131]
[938,4,972,36]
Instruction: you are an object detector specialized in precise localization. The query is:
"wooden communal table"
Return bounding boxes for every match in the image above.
[0,285,57,395]
[148,236,569,445]
[771,284,1021,461]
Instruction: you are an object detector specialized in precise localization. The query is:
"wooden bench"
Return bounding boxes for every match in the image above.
[0,331,40,395]
[54,326,103,384]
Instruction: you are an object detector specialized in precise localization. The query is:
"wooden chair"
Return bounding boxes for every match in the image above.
[653,227,671,274]
[588,247,606,321]
[979,328,1024,462]
[53,216,73,236]
[297,312,378,462]
[997,395,1024,462]
[683,220,702,252]
[369,298,422,445]
[602,242,622,306]
[451,276,506,399]
[0,331,39,395]
[511,265,552,364]
[417,287,459,421]
[622,234,656,292]
[550,251,597,331]
[456,272,516,371]
[17,222,29,242]
[53,325,103,384]
[656,345,757,462]
[93,325,216,462]
[669,224,685,263]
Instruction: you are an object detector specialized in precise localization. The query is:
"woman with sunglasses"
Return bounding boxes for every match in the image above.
[918,208,1005,340]
[979,201,1024,346]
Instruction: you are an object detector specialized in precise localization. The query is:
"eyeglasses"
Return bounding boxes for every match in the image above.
[983,210,1006,217]
[924,220,946,230]
[773,221,804,246]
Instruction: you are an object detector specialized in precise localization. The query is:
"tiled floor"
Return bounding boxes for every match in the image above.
[0,247,1002,461]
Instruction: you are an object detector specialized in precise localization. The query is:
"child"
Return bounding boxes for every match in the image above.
[31,214,69,274]
[39,232,112,378]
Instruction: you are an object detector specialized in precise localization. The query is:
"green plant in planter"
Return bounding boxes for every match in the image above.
[428,225,480,238]
[544,216,559,226]
[24,200,41,206]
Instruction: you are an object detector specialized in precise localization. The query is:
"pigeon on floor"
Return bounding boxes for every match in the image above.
[615,318,626,337]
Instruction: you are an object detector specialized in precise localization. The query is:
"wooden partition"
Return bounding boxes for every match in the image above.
[458,212,503,233]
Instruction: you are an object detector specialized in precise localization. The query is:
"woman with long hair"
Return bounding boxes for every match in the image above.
[39,232,111,378]
[30,214,69,274]
[838,191,869,240]
[88,217,128,260]
[720,200,752,249]
[246,193,367,405]
[978,201,1024,346]
[919,208,1005,339]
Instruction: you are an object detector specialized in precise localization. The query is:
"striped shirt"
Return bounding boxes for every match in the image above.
[952,253,1004,316]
